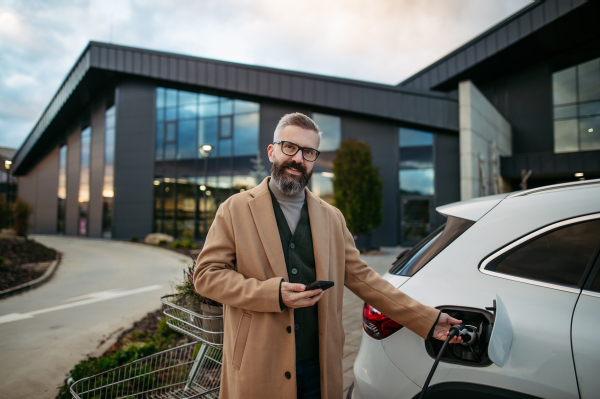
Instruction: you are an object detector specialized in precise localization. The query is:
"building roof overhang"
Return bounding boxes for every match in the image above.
[12,42,459,175]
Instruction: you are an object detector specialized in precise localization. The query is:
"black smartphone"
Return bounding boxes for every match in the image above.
[305,280,334,292]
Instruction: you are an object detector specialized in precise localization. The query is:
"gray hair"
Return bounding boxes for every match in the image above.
[273,113,322,147]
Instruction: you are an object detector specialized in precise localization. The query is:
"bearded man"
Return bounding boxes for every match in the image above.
[193,112,461,399]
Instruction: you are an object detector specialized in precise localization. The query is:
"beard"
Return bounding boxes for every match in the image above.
[271,156,313,196]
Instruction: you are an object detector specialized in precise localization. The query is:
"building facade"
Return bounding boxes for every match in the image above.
[12,0,600,246]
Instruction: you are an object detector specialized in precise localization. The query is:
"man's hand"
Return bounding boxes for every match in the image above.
[432,313,463,343]
[281,282,324,309]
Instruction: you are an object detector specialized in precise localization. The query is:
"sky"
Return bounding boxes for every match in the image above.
[0,0,532,150]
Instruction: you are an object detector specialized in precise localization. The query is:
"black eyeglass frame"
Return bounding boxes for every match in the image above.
[273,141,321,162]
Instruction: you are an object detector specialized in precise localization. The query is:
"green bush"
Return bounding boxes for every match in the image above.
[12,199,33,237]
[332,139,383,235]
[171,240,185,249]
[129,236,139,242]
[158,239,167,245]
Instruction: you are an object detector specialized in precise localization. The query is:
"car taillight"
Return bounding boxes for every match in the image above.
[363,302,403,340]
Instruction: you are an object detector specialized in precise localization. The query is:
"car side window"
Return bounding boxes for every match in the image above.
[485,219,600,287]
[590,271,600,293]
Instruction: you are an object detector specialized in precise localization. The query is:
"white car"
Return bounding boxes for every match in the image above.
[350,179,600,399]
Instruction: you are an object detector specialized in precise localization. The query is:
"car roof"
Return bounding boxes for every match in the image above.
[437,179,600,222]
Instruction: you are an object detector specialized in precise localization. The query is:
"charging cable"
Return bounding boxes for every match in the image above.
[418,324,462,399]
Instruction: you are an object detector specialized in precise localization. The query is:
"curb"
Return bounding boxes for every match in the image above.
[0,253,62,299]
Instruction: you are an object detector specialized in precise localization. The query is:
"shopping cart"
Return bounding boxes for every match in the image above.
[70,295,223,399]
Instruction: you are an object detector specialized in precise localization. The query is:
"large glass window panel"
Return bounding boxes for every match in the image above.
[399,169,434,196]
[233,175,257,192]
[79,126,91,236]
[165,107,177,121]
[554,105,578,120]
[165,88,178,108]
[219,138,233,157]
[200,103,219,118]
[313,113,341,152]
[220,99,233,116]
[179,90,198,106]
[198,117,218,155]
[177,119,197,159]
[311,172,334,205]
[58,145,67,200]
[165,121,176,142]
[233,112,259,156]
[577,58,600,103]
[235,99,259,114]
[155,123,164,160]
[553,67,577,105]
[400,146,433,169]
[579,101,600,117]
[200,93,219,103]
[554,119,579,153]
[156,108,164,123]
[402,198,431,243]
[165,143,177,160]
[156,87,165,108]
[178,103,198,120]
[400,127,434,147]
[219,116,232,139]
[579,116,600,151]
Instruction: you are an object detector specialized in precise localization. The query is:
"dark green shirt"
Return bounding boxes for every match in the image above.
[269,188,319,362]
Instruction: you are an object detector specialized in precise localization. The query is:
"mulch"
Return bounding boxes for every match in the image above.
[0,238,58,291]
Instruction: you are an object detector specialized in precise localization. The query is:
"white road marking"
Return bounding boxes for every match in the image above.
[0,285,163,325]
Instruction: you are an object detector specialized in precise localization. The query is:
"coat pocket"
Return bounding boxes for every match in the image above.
[232,313,252,369]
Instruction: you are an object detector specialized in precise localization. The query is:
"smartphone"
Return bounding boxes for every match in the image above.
[305,280,334,292]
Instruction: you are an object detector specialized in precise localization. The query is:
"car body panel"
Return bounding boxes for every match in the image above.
[435,193,508,221]
[571,291,600,399]
[354,184,600,398]
[488,295,513,367]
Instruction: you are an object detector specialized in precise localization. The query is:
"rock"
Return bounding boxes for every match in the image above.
[144,233,174,245]
[0,229,16,239]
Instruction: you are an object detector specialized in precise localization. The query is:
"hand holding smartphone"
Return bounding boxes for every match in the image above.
[305,280,334,292]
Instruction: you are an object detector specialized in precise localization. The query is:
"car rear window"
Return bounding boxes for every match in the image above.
[390,216,475,276]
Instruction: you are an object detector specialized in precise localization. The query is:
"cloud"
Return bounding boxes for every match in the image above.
[0,0,532,150]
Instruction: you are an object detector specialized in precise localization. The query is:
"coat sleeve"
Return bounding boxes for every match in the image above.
[337,209,440,339]
[193,201,283,313]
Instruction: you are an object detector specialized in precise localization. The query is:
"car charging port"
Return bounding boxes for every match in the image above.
[424,306,495,367]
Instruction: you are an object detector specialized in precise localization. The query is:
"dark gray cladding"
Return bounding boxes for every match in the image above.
[12,41,458,175]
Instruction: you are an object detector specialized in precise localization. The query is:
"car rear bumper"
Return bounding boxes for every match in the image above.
[352,332,421,399]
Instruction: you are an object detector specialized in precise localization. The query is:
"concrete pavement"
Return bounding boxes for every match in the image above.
[0,235,190,399]
[342,248,400,397]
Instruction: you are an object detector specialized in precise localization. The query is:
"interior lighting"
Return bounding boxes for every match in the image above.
[321,172,334,178]
[153,180,160,185]
[4,160,11,169]
[206,190,212,196]
[200,185,206,191]
[102,190,114,198]
[575,173,584,177]
[589,128,594,133]
[202,145,213,152]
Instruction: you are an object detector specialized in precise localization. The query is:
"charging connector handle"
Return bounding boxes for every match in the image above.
[418,325,462,399]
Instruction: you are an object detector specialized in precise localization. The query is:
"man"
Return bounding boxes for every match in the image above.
[194,113,461,399]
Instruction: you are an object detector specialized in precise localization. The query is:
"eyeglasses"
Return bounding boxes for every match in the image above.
[273,141,321,162]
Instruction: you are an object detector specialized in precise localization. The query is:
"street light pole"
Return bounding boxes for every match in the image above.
[4,160,11,229]
[199,145,213,239]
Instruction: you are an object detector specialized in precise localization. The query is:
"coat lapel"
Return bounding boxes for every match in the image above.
[248,178,289,280]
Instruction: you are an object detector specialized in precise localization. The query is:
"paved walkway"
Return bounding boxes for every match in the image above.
[342,248,399,397]
[0,235,189,399]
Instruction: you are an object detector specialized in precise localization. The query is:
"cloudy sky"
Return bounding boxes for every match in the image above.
[0,0,531,150]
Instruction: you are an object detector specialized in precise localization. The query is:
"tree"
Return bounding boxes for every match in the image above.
[13,199,33,237]
[250,150,268,186]
[332,139,383,236]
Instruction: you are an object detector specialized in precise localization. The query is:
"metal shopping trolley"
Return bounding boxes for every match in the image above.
[70,295,224,399]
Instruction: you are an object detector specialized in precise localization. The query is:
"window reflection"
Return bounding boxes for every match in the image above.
[553,57,600,153]
[311,172,334,205]
[155,87,260,239]
[312,113,341,152]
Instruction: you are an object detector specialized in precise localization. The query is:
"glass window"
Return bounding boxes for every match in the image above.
[391,216,474,276]
[553,67,577,106]
[220,99,233,116]
[156,87,165,108]
[399,128,434,147]
[57,144,67,234]
[200,102,219,118]
[165,121,176,142]
[155,123,164,160]
[313,113,341,152]
[553,57,600,153]
[579,116,600,151]
[311,172,334,205]
[200,93,219,104]
[78,126,92,236]
[578,58,600,103]
[399,169,434,196]
[233,112,259,156]
[235,99,260,113]
[199,117,218,154]
[177,119,197,159]
[165,88,178,108]
[485,219,600,287]
[165,143,177,160]
[165,107,177,121]
[178,103,198,120]
[399,127,434,196]
[554,119,578,153]
[179,91,198,106]
[219,138,232,157]
[219,116,232,139]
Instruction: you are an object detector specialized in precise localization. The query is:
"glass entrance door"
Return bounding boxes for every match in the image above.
[400,196,432,246]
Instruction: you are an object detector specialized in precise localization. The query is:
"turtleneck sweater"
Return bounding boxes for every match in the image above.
[268,176,305,235]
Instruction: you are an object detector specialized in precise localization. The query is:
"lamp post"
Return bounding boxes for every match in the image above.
[4,160,11,229]
[199,144,213,238]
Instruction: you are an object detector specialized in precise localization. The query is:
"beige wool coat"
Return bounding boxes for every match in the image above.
[193,177,440,399]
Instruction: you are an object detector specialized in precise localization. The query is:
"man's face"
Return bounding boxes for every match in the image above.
[268,125,319,195]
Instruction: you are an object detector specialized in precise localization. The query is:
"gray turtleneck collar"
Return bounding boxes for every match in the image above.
[268,176,306,234]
